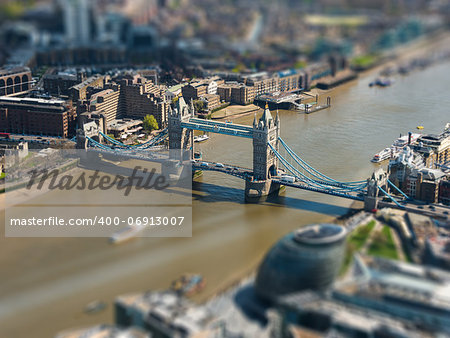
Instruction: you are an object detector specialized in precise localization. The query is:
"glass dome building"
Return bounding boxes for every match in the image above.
[255,224,347,302]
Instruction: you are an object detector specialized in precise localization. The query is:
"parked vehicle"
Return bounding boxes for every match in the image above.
[280,175,296,183]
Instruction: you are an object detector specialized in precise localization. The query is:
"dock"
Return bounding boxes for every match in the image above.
[303,103,331,114]
[301,96,332,114]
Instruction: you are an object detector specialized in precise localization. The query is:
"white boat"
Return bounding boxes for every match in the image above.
[392,133,421,149]
[109,223,146,244]
[371,148,393,163]
[194,135,209,142]
[84,300,107,314]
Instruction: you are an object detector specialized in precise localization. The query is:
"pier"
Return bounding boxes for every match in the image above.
[255,91,331,113]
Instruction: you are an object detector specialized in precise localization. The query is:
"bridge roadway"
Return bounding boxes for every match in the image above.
[192,161,366,201]
[271,177,365,201]
[192,160,253,180]
[378,200,450,220]
[181,118,253,138]
[88,146,169,163]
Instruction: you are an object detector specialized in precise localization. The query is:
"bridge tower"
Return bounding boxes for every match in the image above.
[245,104,281,200]
[364,167,389,211]
[168,97,194,160]
[164,97,194,181]
[252,103,280,180]
[76,117,106,150]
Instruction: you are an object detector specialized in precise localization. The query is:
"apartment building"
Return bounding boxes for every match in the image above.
[0,97,77,137]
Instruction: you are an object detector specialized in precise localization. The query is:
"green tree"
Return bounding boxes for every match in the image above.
[193,100,205,113]
[143,115,159,132]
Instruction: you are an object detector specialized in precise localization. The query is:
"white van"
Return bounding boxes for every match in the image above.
[281,175,296,183]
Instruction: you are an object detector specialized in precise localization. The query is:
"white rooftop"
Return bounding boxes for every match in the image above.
[0,96,65,105]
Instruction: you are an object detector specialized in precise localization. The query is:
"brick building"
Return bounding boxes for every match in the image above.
[439,180,450,205]
[0,67,32,96]
[78,74,169,128]
[243,72,279,96]
[231,84,255,105]
[418,129,450,165]
[182,77,224,109]
[201,94,220,111]
[217,83,255,105]
[117,75,168,128]
[182,82,207,103]
[71,75,105,101]
[121,83,168,127]
[0,97,77,137]
[217,85,232,103]
[78,84,121,124]
[43,73,83,97]
[277,69,302,92]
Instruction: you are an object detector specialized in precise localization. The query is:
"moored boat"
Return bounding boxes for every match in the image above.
[369,77,395,87]
[171,274,206,296]
[371,147,393,163]
[109,223,146,244]
[194,134,209,142]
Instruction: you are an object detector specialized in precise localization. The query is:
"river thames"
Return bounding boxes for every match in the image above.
[1,60,449,337]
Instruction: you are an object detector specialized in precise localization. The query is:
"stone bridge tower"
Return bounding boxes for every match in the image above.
[245,104,281,200]
[168,97,194,161]
[252,104,280,180]
[364,167,389,211]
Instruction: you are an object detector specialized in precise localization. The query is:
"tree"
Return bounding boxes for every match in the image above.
[143,115,159,132]
[193,100,205,113]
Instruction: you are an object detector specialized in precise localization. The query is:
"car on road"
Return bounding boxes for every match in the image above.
[443,211,449,215]
[280,175,296,183]
[417,206,424,209]
[215,163,224,168]
[200,162,209,167]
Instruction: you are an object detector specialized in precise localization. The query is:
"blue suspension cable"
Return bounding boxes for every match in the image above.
[270,143,365,193]
[377,185,405,208]
[278,137,367,186]
[387,179,410,200]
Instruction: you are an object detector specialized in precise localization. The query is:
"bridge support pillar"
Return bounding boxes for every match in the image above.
[364,196,379,211]
[161,159,192,183]
[363,167,388,211]
[76,129,89,150]
[245,178,281,201]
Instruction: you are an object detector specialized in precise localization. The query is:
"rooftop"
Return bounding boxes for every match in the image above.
[71,75,104,90]
[294,224,347,245]
[336,255,450,313]
[116,291,214,336]
[0,96,66,105]
[278,290,426,338]
[0,66,30,77]
[55,324,149,338]
[107,119,142,131]
[167,84,185,92]
[90,89,115,103]
[44,73,78,81]
[277,69,300,78]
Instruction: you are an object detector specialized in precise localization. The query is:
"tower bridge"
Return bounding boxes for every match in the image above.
[77,97,406,210]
